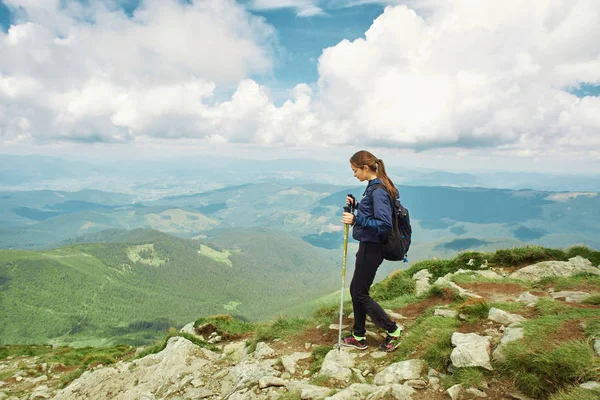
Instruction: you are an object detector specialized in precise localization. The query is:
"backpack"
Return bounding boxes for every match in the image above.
[370,184,412,262]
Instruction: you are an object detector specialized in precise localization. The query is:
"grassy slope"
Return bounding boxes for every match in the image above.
[0,229,339,346]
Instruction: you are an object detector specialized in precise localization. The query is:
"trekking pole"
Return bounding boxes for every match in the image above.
[337,195,354,351]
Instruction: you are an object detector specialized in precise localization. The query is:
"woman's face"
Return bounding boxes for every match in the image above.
[351,163,370,182]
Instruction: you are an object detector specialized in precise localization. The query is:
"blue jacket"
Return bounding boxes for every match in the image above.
[352,178,395,243]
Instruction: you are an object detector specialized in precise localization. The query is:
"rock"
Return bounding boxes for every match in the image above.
[581,381,600,390]
[179,322,204,340]
[31,375,48,383]
[594,339,600,356]
[208,334,222,344]
[190,377,205,387]
[428,377,441,390]
[550,291,592,303]
[447,384,463,400]
[488,308,526,325]
[254,342,276,359]
[373,359,425,385]
[223,341,249,362]
[509,256,600,281]
[466,387,487,397]
[413,269,432,295]
[326,383,379,399]
[405,379,427,389]
[384,310,407,320]
[286,381,331,399]
[433,275,482,299]
[51,336,213,400]
[281,352,311,375]
[493,327,524,362]
[505,392,534,400]
[319,349,357,381]
[329,324,350,331]
[181,387,214,399]
[258,376,285,389]
[450,332,493,371]
[367,384,415,400]
[517,292,539,305]
[434,308,457,318]
[221,359,280,395]
[30,385,51,399]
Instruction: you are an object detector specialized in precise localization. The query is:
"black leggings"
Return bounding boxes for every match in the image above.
[350,242,397,337]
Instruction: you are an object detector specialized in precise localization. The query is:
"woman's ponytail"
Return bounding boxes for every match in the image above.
[350,150,398,199]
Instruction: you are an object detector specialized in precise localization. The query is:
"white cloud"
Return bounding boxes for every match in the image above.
[248,0,324,17]
[0,0,275,142]
[0,0,599,163]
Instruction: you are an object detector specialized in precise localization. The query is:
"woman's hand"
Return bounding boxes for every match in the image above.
[341,212,355,225]
[346,195,357,207]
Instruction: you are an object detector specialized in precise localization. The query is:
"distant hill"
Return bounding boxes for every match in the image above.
[0,229,340,346]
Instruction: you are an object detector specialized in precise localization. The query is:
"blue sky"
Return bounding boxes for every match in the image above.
[0,0,599,173]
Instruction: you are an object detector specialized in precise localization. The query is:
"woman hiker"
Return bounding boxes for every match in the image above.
[340,150,402,352]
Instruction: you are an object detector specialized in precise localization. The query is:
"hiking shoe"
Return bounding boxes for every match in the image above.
[379,333,401,352]
[341,334,368,350]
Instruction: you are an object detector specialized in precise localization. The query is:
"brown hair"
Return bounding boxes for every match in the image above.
[350,150,398,199]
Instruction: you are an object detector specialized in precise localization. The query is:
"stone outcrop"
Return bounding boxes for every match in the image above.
[509,256,600,281]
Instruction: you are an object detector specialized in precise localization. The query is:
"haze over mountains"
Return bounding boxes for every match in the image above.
[1,153,599,346]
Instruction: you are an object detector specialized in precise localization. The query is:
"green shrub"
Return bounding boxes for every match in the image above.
[457,299,490,320]
[491,246,567,267]
[371,270,416,301]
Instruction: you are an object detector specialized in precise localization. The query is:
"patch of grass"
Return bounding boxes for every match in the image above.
[582,318,600,338]
[581,295,600,305]
[372,270,416,301]
[421,285,462,303]
[379,294,421,310]
[277,390,302,400]
[0,344,56,359]
[394,312,460,370]
[499,340,600,398]
[453,367,487,387]
[566,245,600,266]
[550,386,600,400]
[0,369,17,381]
[313,304,346,334]
[457,299,490,320]
[491,246,568,267]
[552,273,600,292]
[194,314,255,336]
[247,316,311,351]
[488,302,525,314]
[309,346,333,375]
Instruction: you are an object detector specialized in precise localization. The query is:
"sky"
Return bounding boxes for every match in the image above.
[0,0,599,173]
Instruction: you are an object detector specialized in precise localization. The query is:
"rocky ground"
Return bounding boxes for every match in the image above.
[1,256,600,400]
